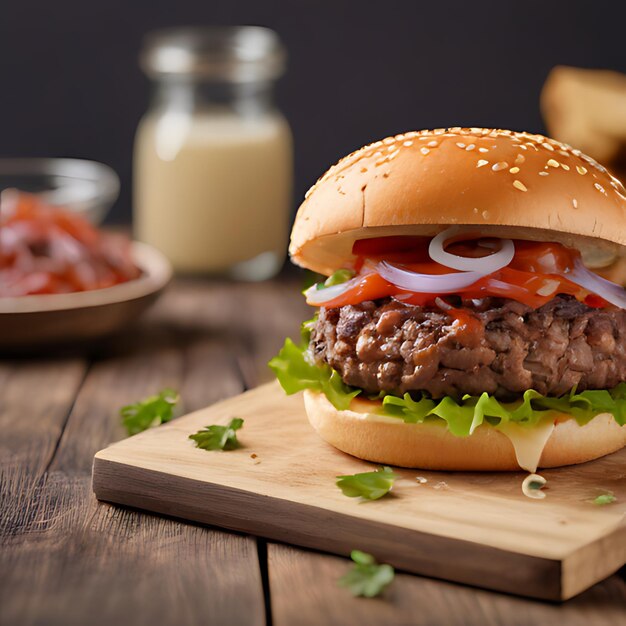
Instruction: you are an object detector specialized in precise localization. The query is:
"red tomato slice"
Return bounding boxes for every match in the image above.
[309,236,602,309]
[509,240,579,274]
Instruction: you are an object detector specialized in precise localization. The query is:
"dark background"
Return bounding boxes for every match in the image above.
[1,0,625,222]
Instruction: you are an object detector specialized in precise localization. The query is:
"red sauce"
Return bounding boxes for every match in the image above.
[0,191,141,296]
[309,237,603,310]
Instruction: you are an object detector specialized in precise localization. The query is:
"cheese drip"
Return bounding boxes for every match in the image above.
[495,419,556,472]
[351,399,556,472]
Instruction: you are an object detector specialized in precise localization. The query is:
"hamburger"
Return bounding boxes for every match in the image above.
[270,128,626,472]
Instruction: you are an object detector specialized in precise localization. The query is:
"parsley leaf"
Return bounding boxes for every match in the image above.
[336,466,397,500]
[593,491,617,505]
[338,550,395,597]
[189,418,244,451]
[120,388,179,436]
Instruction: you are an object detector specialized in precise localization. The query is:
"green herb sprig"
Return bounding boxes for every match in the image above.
[336,466,397,501]
[593,491,617,506]
[120,388,180,436]
[338,550,395,597]
[189,418,244,451]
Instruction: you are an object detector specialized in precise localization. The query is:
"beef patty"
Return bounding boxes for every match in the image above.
[310,296,626,399]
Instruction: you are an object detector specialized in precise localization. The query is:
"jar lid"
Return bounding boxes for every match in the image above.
[140,26,286,82]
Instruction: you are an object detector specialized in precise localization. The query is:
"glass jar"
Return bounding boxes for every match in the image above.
[134,27,293,280]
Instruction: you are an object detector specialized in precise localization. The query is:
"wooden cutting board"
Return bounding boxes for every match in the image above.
[92,382,626,601]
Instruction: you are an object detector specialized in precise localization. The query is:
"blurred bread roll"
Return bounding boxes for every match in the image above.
[542,66,626,285]
[542,66,626,166]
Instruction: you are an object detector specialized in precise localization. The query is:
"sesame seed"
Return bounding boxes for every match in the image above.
[403,140,414,147]
[547,159,560,168]
[515,154,525,165]
[477,159,489,168]
[387,145,396,152]
[513,180,527,192]
[572,199,578,209]
[383,137,395,145]
[594,183,607,194]
[539,172,549,176]
[478,147,489,153]
[576,166,587,175]
[473,207,479,214]
[420,147,430,155]
[482,210,490,219]
[388,149,400,159]
[465,144,476,151]
[492,161,509,171]
[561,163,570,171]
[509,167,520,174]
[542,142,555,151]
[456,142,466,149]
[427,140,438,147]
[519,145,528,150]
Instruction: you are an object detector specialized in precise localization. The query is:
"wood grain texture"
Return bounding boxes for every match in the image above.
[3,275,626,625]
[268,544,626,626]
[0,280,266,626]
[92,382,626,601]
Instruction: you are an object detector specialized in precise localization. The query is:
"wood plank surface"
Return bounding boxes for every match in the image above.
[2,275,625,625]
[0,281,266,626]
[92,382,626,601]
[268,544,626,626]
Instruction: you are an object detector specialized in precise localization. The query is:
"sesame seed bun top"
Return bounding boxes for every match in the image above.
[289,128,626,275]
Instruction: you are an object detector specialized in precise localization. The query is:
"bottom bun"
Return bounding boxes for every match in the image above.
[303,390,626,471]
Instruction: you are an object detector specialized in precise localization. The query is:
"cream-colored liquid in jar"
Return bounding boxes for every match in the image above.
[134,111,292,274]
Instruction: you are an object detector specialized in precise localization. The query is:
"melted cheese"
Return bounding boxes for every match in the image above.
[350,400,556,472]
[496,419,555,472]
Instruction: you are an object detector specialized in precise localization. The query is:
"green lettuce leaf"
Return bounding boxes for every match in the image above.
[268,318,360,411]
[269,331,626,436]
[383,384,626,436]
[336,466,397,500]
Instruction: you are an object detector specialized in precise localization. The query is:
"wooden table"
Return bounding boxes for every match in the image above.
[1,276,625,626]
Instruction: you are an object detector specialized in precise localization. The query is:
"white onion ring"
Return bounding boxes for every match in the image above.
[567,259,626,309]
[377,261,484,293]
[429,226,515,273]
[304,276,362,305]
